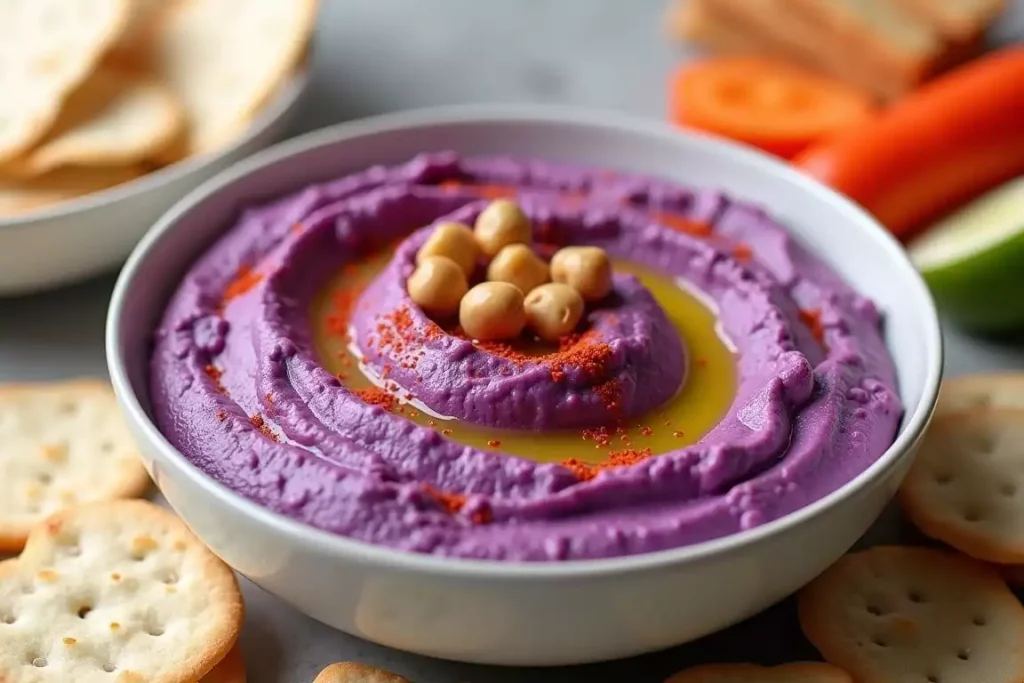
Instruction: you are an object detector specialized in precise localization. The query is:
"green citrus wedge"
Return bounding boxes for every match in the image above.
[909,176,1024,333]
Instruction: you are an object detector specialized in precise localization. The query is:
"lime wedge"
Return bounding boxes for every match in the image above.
[909,176,1024,333]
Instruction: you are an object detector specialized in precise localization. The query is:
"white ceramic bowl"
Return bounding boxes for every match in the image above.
[0,69,309,296]
[106,106,943,667]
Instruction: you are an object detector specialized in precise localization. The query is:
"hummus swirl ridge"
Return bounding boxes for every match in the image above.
[149,152,902,561]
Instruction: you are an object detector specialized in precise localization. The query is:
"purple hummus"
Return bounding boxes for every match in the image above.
[149,152,902,562]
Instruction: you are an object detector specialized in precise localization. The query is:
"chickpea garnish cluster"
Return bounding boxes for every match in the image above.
[407,199,613,342]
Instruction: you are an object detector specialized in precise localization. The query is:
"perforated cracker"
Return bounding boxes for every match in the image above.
[900,409,1024,564]
[0,380,150,552]
[0,500,243,682]
[799,546,1024,683]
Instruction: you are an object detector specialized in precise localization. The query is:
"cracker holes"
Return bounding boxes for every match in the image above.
[31,657,47,668]
[866,604,887,616]
[927,675,941,683]
[1,612,14,625]
[146,624,164,637]
[77,604,92,619]
[160,570,179,585]
[56,400,77,416]
[957,648,970,661]
[934,472,953,485]
[37,472,52,484]
[102,663,117,673]
[908,590,926,604]
[963,508,984,523]
[970,433,994,454]
[973,615,987,626]
[871,635,888,647]
[99,440,115,454]
[1000,482,1017,497]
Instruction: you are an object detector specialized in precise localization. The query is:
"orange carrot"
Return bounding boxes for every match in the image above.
[794,47,1024,240]
[669,58,876,159]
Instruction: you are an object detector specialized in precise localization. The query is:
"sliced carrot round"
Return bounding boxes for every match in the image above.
[669,58,876,159]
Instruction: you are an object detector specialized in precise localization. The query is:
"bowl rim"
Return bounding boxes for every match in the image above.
[0,67,310,229]
[106,104,944,579]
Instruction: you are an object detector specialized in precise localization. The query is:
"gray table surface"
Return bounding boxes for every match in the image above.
[2,2,1023,681]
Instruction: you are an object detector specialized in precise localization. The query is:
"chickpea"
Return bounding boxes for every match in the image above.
[417,222,479,276]
[459,282,526,341]
[474,199,532,257]
[550,246,612,302]
[486,244,549,294]
[524,283,585,342]
[407,256,468,317]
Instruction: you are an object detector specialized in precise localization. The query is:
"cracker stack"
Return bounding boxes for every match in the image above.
[667,0,1006,100]
[0,0,317,217]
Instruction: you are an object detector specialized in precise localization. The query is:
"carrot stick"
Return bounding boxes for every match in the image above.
[794,47,1024,240]
[669,58,876,159]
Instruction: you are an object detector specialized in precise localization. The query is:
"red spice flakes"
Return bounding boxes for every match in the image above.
[470,508,493,525]
[486,440,501,448]
[581,425,613,448]
[216,410,227,421]
[733,243,753,263]
[605,448,653,467]
[477,183,516,199]
[326,287,363,339]
[562,448,653,481]
[640,426,653,437]
[650,211,712,238]
[222,264,262,305]
[290,222,304,234]
[336,372,349,380]
[561,459,597,481]
[428,420,436,427]
[352,387,397,412]
[265,393,275,404]
[422,485,466,514]
[663,420,671,427]
[799,308,825,344]
[203,364,226,394]
[697,358,708,368]
[593,379,621,414]
[437,179,463,192]
[441,428,453,436]
[249,414,279,441]
[673,430,684,438]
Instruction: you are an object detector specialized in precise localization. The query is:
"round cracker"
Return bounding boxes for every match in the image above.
[936,372,1024,417]
[0,500,243,682]
[0,0,131,163]
[0,165,142,216]
[6,65,184,176]
[152,0,317,156]
[900,409,1024,564]
[201,645,245,683]
[799,546,1024,683]
[0,380,150,552]
[314,662,410,683]
[665,662,852,682]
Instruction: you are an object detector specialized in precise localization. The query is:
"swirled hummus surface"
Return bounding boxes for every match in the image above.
[149,153,902,561]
